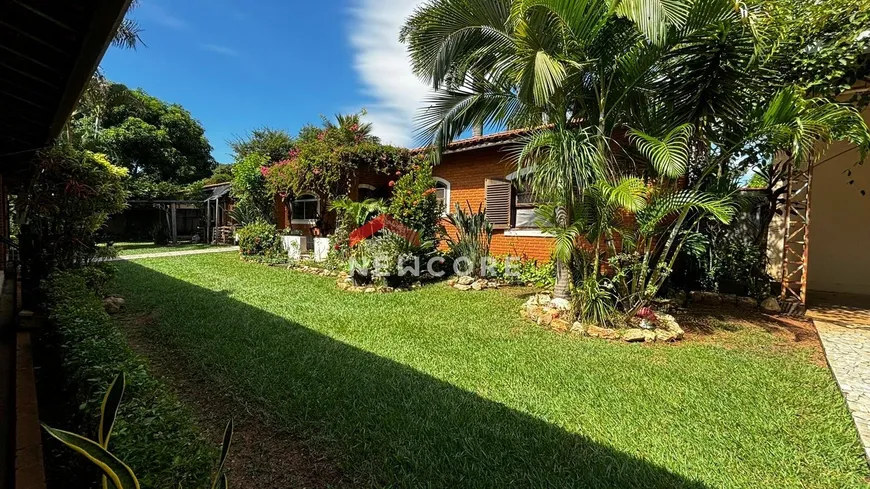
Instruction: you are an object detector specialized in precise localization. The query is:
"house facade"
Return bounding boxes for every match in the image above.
[270,129,557,261]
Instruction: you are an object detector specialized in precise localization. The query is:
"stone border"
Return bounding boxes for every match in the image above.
[446,276,501,291]
[520,294,685,343]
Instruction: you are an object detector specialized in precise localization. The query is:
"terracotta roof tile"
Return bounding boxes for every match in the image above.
[411,127,536,155]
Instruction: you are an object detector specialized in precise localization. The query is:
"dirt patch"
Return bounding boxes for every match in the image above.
[118,312,348,489]
[674,304,826,365]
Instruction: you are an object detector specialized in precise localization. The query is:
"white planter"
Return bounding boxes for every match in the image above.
[313,237,331,262]
[282,235,307,260]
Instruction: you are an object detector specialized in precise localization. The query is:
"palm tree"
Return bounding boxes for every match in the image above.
[401,0,756,298]
[113,0,143,50]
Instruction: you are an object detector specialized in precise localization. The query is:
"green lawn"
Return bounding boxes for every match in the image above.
[112,253,869,488]
[108,241,219,256]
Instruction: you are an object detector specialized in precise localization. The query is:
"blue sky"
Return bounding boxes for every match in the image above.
[101,0,429,164]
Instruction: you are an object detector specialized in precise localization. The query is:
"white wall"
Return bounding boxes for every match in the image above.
[806,106,870,294]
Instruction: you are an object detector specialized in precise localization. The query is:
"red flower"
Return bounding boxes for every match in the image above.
[388,180,395,187]
[395,170,402,176]
[350,123,359,132]
[637,307,657,321]
[260,166,269,177]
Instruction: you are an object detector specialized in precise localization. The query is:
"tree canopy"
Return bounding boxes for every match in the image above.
[229,127,296,164]
[70,82,216,184]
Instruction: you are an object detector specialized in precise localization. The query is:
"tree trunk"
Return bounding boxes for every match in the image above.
[553,205,571,299]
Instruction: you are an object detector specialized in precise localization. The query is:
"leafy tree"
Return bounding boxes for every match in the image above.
[753,0,870,102]
[202,164,234,185]
[229,127,295,163]
[231,153,274,223]
[72,83,216,184]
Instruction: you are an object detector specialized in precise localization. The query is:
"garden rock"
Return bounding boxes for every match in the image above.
[656,313,684,340]
[454,284,472,291]
[690,291,721,304]
[736,296,759,308]
[585,325,619,340]
[655,330,679,342]
[364,287,376,293]
[570,322,587,335]
[551,319,571,333]
[103,296,125,314]
[623,328,655,343]
[457,275,475,286]
[761,297,781,313]
[548,298,571,311]
[471,280,486,291]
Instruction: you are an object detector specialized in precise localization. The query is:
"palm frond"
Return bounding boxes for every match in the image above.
[636,189,734,235]
[629,123,693,178]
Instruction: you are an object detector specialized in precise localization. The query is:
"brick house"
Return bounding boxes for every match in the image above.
[270,129,556,261]
[424,130,555,262]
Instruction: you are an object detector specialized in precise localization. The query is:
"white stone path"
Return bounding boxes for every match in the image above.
[814,320,870,461]
[106,246,238,261]
[809,292,870,463]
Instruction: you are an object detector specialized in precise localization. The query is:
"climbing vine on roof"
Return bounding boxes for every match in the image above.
[264,111,419,201]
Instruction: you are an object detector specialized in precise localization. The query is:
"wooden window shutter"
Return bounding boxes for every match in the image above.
[485,178,512,229]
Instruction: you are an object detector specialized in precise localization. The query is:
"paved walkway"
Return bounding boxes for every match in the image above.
[108,246,238,261]
[809,292,870,462]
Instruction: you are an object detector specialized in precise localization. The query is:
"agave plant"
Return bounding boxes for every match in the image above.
[42,373,234,489]
[445,202,493,277]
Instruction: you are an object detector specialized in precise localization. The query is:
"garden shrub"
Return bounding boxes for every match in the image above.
[492,256,556,288]
[39,268,214,489]
[230,152,274,223]
[387,158,444,244]
[236,220,285,263]
[18,145,129,303]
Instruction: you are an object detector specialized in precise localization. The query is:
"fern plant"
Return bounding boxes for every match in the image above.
[42,373,234,489]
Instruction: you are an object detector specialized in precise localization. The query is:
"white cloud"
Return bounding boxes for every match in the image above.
[201,44,242,57]
[349,0,430,147]
[140,3,188,30]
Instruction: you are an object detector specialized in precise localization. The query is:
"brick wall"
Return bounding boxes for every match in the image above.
[432,147,555,262]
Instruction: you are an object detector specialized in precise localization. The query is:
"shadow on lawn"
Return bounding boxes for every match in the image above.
[116,262,711,489]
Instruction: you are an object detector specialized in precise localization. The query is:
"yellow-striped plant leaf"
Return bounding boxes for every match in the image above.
[100,372,126,447]
[210,419,234,489]
[42,425,140,489]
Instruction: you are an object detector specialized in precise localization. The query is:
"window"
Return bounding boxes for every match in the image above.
[292,193,319,223]
[512,182,538,228]
[433,177,450,213]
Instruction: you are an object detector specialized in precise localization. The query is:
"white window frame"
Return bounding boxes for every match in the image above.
[433,177,451,215]
[291,192,320,225]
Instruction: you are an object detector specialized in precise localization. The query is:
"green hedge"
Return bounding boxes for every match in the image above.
[40,266,215,489]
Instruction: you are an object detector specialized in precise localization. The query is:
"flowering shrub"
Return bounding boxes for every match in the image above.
[265,111,415,202]
[387,157,444,243]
